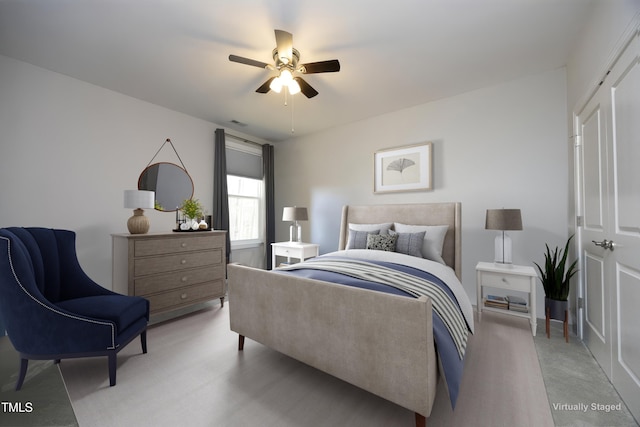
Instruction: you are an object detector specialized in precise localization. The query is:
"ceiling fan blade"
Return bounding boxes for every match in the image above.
[294,77,319,98]
[256,77,276,94]
[274,29,293,65]
[300,59,341,74]
[229,54,270,69]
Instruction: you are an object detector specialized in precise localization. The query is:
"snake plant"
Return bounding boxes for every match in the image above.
[534,235,579,301]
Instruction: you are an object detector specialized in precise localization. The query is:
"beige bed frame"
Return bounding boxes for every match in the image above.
[228,202,462,426]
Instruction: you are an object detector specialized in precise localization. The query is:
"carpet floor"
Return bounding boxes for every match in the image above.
[59,305,553,427]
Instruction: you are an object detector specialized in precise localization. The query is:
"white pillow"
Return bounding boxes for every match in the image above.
[346,223,393,249]
[393,223,449,264]
[348,222,393,233]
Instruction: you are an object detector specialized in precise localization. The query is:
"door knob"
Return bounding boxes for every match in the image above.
[592,239,615,251]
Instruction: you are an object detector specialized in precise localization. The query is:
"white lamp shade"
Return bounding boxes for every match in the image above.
[269,77,283,93]
[288,79,301,95]
[124,190,155,209]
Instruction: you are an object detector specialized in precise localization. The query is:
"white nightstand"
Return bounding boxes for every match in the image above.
[271,242,319,268]
[476,261,537,336]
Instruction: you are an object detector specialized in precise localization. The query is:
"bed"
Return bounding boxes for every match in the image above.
[227,202,473,426]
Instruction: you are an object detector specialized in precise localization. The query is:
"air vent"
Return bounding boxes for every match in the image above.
[230,119,248,127]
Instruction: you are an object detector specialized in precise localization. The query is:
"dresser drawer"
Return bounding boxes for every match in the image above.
[481,271,531,292]
[134,234,224,257]
[134,249,222,276]
[146,280,225,313]
[134,265,223,296]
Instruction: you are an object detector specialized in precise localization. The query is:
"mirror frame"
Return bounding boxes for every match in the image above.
[138,162,194,212]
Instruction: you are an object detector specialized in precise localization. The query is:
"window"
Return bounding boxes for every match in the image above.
[227,175,263,243]
[225,139,264,248]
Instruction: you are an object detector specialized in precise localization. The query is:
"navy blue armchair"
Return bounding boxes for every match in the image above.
[0,227,149,390]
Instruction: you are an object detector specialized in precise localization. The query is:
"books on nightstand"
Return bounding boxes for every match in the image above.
[507,295,529,313]
[484,295,508,309]
[484,295,529,313]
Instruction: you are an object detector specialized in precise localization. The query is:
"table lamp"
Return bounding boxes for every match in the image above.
[124,190,155,234]
[485,208,522,265]
[282,206,308,243]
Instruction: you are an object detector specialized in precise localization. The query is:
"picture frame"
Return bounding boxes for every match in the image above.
[374,142,433,193]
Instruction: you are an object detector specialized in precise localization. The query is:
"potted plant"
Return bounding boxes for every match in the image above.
[534,234,579,320]
[180,198,204,229]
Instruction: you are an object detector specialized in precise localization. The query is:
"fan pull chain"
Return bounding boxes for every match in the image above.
[291,91,295,134]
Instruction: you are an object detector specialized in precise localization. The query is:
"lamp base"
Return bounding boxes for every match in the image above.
[289,222,303,243]
[494,233,512,264]
[127,208,150,234]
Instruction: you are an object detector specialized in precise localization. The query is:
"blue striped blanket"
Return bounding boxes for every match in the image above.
[276,256,472,407]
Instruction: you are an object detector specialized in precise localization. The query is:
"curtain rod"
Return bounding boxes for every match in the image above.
[225,132,264,148]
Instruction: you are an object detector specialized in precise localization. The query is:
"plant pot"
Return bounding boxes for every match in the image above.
[545,297,568,321]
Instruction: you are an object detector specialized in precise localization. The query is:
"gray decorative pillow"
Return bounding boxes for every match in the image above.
[347,229,379,249]
[366,233,398,252]
[389,230,426,258]
[393,223,449,264]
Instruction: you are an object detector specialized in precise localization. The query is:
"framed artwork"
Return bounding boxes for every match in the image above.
[374,142,433,193]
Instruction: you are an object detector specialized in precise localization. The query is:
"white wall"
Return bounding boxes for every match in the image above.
[0,54,259,286]
[275,68,570,319]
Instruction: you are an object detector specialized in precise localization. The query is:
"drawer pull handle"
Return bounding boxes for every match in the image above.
[181,293,188,300]
[181,259,187,265]
[181,242,187,248]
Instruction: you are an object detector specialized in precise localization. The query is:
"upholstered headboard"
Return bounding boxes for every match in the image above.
[338,202,462,279]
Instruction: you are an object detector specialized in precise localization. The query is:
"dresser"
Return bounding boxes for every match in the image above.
[112,231,227,316]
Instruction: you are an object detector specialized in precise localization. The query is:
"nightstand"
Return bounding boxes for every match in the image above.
[476,261,537,336]
[271,242,319,268]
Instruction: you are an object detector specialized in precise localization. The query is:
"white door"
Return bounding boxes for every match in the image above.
[577,32,640,420]
[576,74,612,377]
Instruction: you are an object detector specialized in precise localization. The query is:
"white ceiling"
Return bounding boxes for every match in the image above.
[0,0,595,142]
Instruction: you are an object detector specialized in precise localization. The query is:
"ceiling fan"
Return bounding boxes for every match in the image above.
[229,29,340,99]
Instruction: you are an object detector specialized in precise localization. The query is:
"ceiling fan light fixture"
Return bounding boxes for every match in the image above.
[288,79,301,95]
[229,29,339,99]
[269,77,283,93]
[279,68,293,83]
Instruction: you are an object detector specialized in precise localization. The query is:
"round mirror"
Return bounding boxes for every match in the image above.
[138,162,194,212]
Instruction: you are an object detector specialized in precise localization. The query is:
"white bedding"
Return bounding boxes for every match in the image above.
[322,249,475,333]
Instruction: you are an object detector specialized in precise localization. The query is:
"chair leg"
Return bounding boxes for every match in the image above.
[108,353,117,386]
[238,335,245,351]
[15,359,28,391]
[141,330,148,354]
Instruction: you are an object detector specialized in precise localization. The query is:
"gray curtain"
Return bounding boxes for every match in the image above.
[213,129,231,262]
[263,144,275,269]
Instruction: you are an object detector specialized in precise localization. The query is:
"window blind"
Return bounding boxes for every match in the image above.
[226,141,263,180]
